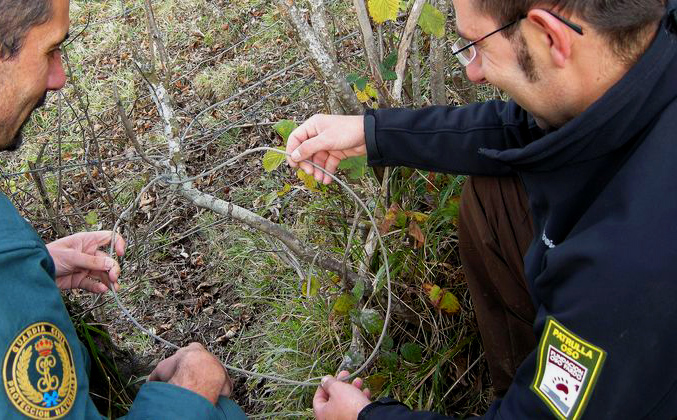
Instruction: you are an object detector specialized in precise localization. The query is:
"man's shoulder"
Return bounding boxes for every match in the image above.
[0,192,43,249]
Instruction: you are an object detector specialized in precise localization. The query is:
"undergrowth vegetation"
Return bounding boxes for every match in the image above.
[0,0,502,417]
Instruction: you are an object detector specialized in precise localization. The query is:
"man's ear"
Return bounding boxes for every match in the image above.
[526,9,575,68]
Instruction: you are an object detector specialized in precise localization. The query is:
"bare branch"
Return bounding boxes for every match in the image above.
[279,0,363,115]
[176,185,372,292]
[28,162,68,237]
[309,0,337,60]
[352,0,392,107]
[143,0,172,84]
[393,0,426,104]
[112,84,162,169]
[411,30,423,107]
[309,0,345,113]
[430,0,450,105]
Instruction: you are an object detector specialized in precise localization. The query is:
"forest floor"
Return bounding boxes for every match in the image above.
[0,0,499,417]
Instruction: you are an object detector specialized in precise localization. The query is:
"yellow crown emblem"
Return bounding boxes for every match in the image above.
[35,337,54,357]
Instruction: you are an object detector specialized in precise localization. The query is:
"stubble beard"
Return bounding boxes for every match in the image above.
[1,92,47,152]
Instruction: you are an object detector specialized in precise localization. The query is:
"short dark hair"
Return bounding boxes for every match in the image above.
[0,0,53,60]
[476,0,666,63]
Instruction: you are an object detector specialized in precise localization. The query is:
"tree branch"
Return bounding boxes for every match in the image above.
[352,0,392,107]
[112,84,162,169]
[280,0,363,115]
[430,0,450,105]
[393,0,426,104]
[176,185,372,293]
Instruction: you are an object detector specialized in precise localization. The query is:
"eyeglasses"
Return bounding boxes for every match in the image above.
[452,10,584,67]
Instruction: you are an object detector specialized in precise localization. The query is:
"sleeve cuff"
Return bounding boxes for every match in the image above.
[358,397,409,420]
[124,382,234,419]
[364,109,382,166]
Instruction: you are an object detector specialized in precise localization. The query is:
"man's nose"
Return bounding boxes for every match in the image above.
[465,57,487,85]
[46,51,67,91]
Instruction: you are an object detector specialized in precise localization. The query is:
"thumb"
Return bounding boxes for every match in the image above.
[291,134,330,163]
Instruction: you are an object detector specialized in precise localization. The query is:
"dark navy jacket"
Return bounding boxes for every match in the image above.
[360,3,677,419]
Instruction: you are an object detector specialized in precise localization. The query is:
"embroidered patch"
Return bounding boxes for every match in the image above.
[3,322,78,419]
[531,317,606,420]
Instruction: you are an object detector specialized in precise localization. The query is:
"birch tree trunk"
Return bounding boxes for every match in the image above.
[430,0,450,105]
[280,0,363,115]
[392,0,427,104]
[309,0,345,114]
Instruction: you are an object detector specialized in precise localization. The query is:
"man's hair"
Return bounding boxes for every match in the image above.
[0,0,53,60]
[476,0,666,64]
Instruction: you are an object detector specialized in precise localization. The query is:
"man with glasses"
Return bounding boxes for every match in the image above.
[287,0,677,418]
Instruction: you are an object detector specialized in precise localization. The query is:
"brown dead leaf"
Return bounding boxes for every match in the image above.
[426,172,437,192]
[379,203,402,234]
[408,220,425,248]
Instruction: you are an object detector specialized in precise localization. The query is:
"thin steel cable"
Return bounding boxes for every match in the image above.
[107,148,392,387]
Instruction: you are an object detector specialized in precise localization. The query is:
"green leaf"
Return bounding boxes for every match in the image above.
[360,309,384,335]
[395,210,408,228]
[352,279,365,301]
[384,52,398,68]
[277,183,292,197]
[263,147,286,172]
[332,294,357,315]
[418,3,446,38]
[301,276,320,297]
[364,84,379,100]
[354,77,368,91]
[85,211,99,226]
[354,86,371,103]
[365,374,388,394]
[439,291,461,315]
[379,53,398,81]
[380,335,394,351]
[400,342,423,363]
[368,0,400,24]
[273,120,298,145]
[379,66,397,81]
[338,156,368,180]
[297,169,319,191]
[346,73,360,85]
[428,284,443,305]
[410,211,429,224]
[264,191,278,207]
[380,351,399,370]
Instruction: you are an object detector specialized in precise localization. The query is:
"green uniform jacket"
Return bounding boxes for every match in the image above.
[0,192,246,419]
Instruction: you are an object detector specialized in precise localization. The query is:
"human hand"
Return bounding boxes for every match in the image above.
[46,231,125,294]
[313,370,372,420]
[286,114,366,185]
[148,343,233,405]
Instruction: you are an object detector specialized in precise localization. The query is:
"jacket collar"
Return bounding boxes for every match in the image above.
[479,1,677,171]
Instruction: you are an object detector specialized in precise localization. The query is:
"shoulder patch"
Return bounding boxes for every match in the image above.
[531,317,606,420]
[3,322,78,419]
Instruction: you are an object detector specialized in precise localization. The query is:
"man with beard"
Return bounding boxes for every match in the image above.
[0,0,246,418]
[286,0,677,418]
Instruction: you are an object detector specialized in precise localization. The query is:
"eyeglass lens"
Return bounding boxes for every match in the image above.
[452,38,476,66]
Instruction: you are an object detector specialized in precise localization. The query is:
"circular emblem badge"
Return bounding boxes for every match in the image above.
[3,322,77,419]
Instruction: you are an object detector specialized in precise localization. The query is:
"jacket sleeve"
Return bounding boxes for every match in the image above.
[0,219,105,418]
[122,382,247,420]
[364,100,545,176]
[358,398,456,419]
